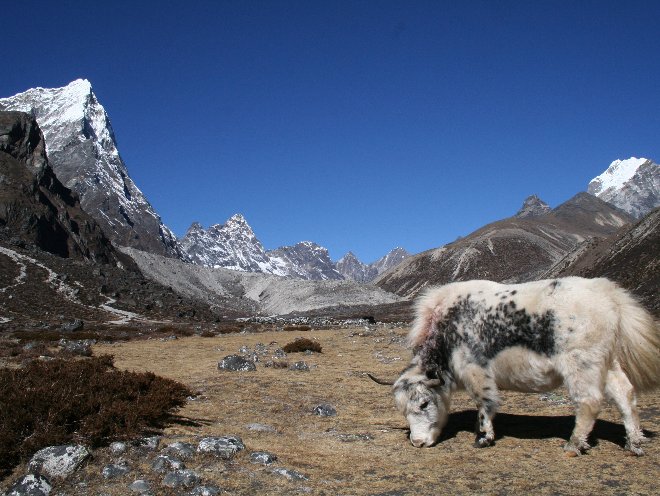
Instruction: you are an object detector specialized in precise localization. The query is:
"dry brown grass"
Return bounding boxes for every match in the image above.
[78,326,660,495]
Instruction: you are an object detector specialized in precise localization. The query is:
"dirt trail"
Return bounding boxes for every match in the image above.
[89,326,660,495]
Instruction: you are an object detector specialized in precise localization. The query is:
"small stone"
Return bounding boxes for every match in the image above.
[102,462,130,479]
[134,436,161,451]
[162,441,195,459]
[152,454,185,473]
[60,319,83,332]
[109,442,128,455]
[190,486,221,496]
[289,361,309,372]
[162,469,200,488]
[245,423,277,433]
[250,451,278,465]
[129,479,153,494]
[28,445,91,479]
[312,404,337,417]
[6,474,52,496]
[218,355,256,372]
[58,339,94,356]
[271,467,308,481]
[197,436,245,459]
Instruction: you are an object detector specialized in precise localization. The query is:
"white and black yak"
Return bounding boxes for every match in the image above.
[370,277,659,455]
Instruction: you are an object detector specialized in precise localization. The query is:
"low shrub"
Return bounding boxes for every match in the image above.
[282,338,322,353]
[200,330,216,338]
[283,325,312,332]
[0,355,191,477]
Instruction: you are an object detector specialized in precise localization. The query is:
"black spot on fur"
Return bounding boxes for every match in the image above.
[418,295,557,371]
[510,290,517,295]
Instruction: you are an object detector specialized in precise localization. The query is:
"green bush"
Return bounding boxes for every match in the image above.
[0,355,191,477]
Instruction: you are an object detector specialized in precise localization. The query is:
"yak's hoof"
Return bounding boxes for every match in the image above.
[624,442,644,456]
[474,435,494,448]
[564,439,590,456]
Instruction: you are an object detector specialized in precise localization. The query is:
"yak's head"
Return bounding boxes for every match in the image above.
[370,359,450,448]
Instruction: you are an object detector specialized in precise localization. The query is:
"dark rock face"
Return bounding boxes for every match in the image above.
[0,80,185,259]
[27,444,91,479]
[376,193,633,298]
[5,473,52,496]
[0,111,121,264]
[217,355,257,372]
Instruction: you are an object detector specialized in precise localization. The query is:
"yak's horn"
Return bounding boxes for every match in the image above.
[367,373,395,386]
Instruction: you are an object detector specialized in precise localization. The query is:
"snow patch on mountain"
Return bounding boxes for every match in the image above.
[587,157,659,219]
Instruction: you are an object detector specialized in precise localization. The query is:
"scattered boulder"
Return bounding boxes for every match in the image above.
[218,355,256,372]
[58,339,94,356]
[190,486,221,496]
[162,469,200,488]
[60,319,83,332]
[129,479,153,495]
[197,436,245,459]
[245,423,277,433]
[5,474,52,496]
[288,361,310,372]
[249,451,278,465]
[312,404,337,417]
[27,445,91,479]
[101,462,130,479]
[134,436,161,451]
[151,454,185,473]
[109,442,128,455]
[162,441,196,459]
[271,467,309,481]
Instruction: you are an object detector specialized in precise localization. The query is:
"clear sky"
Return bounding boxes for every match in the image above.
[2,1,659,263]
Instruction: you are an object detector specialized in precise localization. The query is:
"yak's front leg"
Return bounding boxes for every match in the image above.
[461,364,500,448]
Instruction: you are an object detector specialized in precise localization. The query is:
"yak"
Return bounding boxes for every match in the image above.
[370,277,659,455]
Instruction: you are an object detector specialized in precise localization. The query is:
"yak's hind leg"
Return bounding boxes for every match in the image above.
[561,357,605,455]
[605,361,648,455]
[461,364,500,448]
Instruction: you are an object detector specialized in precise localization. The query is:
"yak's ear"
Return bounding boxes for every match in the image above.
[424,368,444,387]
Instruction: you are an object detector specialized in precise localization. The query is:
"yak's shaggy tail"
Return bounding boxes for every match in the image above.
[408,286,450,349]
[612,284,660,392]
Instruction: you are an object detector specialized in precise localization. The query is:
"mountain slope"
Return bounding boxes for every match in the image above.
[375,193,633,297]
[0,79,184,259]
[0,111,120,264]
[544,207,659,316]
[337,248,410,282]
[588,157,659,218]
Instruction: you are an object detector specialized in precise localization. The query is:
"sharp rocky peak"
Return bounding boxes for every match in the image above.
[516,194,551,218]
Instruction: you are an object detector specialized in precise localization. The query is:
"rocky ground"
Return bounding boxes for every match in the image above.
[3,324,658,495]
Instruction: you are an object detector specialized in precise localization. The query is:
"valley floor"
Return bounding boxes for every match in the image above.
[8,324,656,495]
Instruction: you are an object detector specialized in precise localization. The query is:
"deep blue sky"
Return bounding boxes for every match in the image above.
[3,1,659,263]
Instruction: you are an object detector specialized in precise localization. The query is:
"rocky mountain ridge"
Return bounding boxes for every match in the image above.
[181,215,407,281]
[375,192,633,297]
[0,80,185,259]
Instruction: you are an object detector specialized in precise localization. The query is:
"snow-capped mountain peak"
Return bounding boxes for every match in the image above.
[589,157,648,196]
[0,79,185,258]
[587,157,658,218]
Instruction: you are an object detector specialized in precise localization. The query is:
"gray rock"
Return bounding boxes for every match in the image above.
[162,441,195,459]
[151,454,185,473]
[60,319,83,332]
[218,355,256,372]
[162,469,200,488]
[102,462,130,479]
[58,339,94,356]
[189,486,221,496]
[134,436,160,451]
[5,474,52,496]
[271,467,309,481]
[245,423,277,433]
[27,445,91,479]
[312,404,337,417]
[197,436,245,459]
[250,451,278,465]
[109,441,128,455]
[289,361,309,372]
[129,479,153,495]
